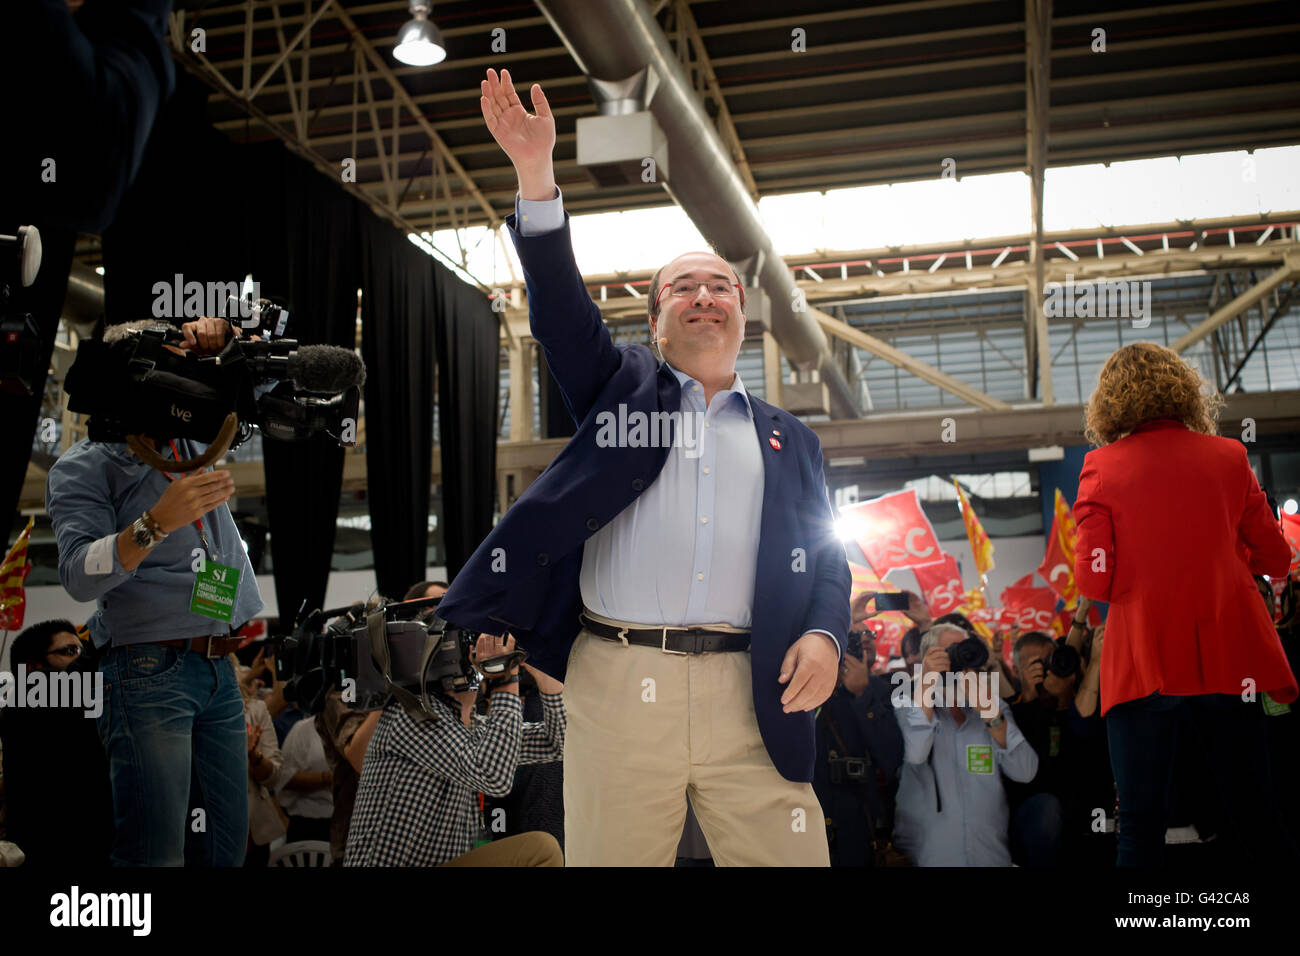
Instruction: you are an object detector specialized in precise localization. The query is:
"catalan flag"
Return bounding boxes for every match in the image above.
[848,560,901,599]
[1037,488,1080,606]
[0,516,35,632]
[954,480,995,583]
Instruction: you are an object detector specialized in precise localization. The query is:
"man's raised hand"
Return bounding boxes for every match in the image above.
[480,68,555,200]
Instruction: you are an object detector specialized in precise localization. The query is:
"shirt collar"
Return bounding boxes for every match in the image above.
[663,361,754,419]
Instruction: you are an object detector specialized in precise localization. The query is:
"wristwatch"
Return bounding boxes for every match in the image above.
[985,714,1005,730]
[130,510,167,550]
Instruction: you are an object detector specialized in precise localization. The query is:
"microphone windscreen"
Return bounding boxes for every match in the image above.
[285,345,366,393]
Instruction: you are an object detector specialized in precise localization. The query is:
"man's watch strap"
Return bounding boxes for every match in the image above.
[131,517,159,550]
[141,510,167,540]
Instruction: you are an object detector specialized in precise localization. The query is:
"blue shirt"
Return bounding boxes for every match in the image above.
[46,437,264,648]
[516,190,837,653]
[892,698,1038,866]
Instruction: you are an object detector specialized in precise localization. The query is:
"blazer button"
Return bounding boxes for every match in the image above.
[536,553,549,567]
[631,478,645,491]
[586,518,599,531]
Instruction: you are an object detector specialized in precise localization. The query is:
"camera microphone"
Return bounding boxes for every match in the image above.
[285,344,366,393]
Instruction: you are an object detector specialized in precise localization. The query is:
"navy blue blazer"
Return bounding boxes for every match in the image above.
[438,213,851,782]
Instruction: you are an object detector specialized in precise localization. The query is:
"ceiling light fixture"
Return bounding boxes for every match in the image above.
[393,1,446,67]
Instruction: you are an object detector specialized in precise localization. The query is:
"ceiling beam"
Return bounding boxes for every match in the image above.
[812,310,1011,410]
[670,0,759,200]
[1172,255,1300,353]
[327,2,502,228]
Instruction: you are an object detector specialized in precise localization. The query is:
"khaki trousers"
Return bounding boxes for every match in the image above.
[562,625,829,866]
[439,831,563,867]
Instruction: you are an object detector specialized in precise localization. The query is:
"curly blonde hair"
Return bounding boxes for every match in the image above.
[1083,342,1223,446]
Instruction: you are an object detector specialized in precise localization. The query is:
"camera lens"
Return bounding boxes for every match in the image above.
[947,636,989,672]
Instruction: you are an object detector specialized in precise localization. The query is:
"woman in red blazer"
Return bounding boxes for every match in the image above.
[1074,342,1296,867]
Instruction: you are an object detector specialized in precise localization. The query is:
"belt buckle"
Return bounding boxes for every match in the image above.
[204,635,227,659]
[660,627,689,655]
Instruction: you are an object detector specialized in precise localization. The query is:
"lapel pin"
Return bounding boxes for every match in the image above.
[769,436,782,451]
[772,428,781,436]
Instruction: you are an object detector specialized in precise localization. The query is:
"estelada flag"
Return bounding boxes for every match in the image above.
[0,516,36,632]
[839,489,944,576]
[1037,488,1080,606]
[1281,511,1300,578]
[913,552,965,617]
[953,480,995,581]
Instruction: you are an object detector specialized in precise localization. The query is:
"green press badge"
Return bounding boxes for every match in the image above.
[966,744,993,774]
[1262,692,1291,717]
[1049,725,1061,757]
[190,561,241,622]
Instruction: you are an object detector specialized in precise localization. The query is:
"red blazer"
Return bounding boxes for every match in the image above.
[1073,418,1296,714]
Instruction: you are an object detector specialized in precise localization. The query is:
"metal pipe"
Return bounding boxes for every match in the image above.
[533,0,860,417]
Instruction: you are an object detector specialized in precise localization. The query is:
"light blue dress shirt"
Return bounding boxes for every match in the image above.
[515,190,839,653]
[892,698,1039,866]
[46,437,264,649]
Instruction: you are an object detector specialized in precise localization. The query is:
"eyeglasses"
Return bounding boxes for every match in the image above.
[652,278,746,313]
[48,644,83,659]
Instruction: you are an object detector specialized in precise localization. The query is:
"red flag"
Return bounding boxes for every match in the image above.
[0,517,35,632]
[1000,584,1059,633]
[1281,511,1300,578]
[839,489,944,576]
[862,611,913,662]
[1037,489,1080,605]
[913,553,966,617]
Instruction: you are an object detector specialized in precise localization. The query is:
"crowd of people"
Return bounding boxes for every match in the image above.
[3,565,1295,868]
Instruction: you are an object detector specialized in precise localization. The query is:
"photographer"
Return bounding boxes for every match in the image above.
[812,629,903,866]
[1006,629,1113,867]
[892,623,1037,866]
[46,316,263,866]
[344,634,565,867]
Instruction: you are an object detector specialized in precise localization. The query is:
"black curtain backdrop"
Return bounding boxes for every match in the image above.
[359,216,437,600]
[101,75,357,623]
[247,144,359,624]
[94,72,499,617]
[434,260,499,579]
[538,352,577,439]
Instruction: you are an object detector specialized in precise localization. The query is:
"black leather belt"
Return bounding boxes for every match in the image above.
[579,613,750,654]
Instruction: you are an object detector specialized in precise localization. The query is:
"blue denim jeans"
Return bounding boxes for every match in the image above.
[1010,792,1064,867]
[1106,692,1297,867]
[96,643,248,866]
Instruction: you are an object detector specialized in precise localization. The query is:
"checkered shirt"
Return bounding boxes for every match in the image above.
[344,689,565,866]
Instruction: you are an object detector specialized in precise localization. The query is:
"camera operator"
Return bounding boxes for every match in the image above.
[1005,629,1113,867]
[344,633,565,867]
[893,623,1038,866]
[45,315,263,866]
[812,629,903,866]
[314,584,439,865]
